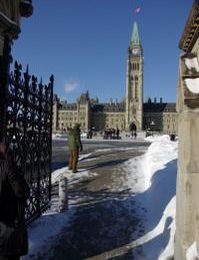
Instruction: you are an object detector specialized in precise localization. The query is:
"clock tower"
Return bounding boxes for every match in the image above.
[125,21,143,131]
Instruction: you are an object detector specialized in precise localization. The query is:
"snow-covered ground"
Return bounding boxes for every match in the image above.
[131,135,178,259]
[23,135,179,260]
[52,131,147,142]
[88,135,178,259]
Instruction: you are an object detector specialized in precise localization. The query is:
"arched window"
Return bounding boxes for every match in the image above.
[135,76,138,99]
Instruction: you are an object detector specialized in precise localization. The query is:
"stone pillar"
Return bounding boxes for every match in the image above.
[175,109,199,259]
[175,53,199,259]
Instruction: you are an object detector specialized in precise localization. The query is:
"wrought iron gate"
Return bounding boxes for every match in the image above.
[5,62,54,223]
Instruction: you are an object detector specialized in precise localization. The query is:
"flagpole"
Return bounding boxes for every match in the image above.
[134,6,141,23]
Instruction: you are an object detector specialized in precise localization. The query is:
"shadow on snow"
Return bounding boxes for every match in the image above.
[40,159,177,260]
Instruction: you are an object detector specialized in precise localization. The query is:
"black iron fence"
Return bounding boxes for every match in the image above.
[5,62,54,223]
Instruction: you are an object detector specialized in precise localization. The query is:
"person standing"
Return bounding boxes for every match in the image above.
[0,141,30,260]
[116,127,120,139]
[68,124,83,173]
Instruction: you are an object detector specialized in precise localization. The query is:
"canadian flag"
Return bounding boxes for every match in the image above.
[135,6,141,13]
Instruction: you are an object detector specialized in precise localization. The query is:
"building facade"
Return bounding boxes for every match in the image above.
[53,21,178,134]
[0,0,33,54]
[0,0,33,140]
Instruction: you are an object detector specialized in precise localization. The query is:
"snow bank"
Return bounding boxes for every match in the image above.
[131,135,178,259]
[111,135,177,194]
[143,135,177,191]
[130,196,176,259]
[96,135,178,260]
[158,197,176,260]
[143,135,177,259]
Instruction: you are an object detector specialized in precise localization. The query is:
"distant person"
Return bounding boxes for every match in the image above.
[0,141,30,260]
[87,129,93,139]
[112,128,115,139]
[68,124,83,173]
[116,127,120,139]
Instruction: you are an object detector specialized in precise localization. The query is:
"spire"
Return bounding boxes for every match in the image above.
[131,21,140,46]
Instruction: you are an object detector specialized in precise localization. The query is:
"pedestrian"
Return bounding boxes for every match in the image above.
[68,123,83,173]
[87,128,93,139]
[0,141,30,260]
[116,127,120,139]
[89,129,93,139]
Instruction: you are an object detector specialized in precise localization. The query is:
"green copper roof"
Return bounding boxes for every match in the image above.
[131,21,140,46]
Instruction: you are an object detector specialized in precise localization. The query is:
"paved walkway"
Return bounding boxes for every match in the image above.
[38,145,149,260]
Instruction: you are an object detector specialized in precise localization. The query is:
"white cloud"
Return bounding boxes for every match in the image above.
[63,81,79,93]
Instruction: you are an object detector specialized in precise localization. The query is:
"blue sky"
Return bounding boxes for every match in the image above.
[13,0,192,103]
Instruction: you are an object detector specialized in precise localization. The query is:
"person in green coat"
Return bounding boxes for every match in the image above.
[68,124,83,173]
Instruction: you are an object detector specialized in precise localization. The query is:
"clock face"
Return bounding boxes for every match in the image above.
[132,48,139,55]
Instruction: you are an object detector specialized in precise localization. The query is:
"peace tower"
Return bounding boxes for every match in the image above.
[125,21,143,131]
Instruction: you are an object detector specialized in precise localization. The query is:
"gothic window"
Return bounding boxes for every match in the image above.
[135,76,138,99]
[132,107,136,114]
[135,84,138,99]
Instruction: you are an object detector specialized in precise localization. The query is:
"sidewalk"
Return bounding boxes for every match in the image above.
[23,135,177,260]
[23,144,148,260]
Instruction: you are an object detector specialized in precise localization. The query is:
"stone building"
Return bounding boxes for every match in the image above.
[53,94,125,132]
[53,21,178,134]
[143,100,177,134]
[0,0,33,140]
[90,101,126,131]
[53,92,91,132]
[175,1,199,259]
[0,0,33,53]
